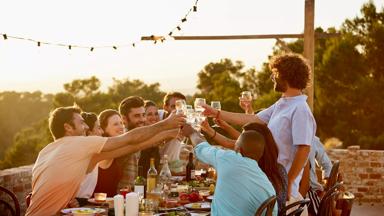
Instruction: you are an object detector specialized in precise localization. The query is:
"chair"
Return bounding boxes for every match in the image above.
[317,182,343,216]
[0,186,21,216]
[325,160,340,191]
[279,198,310,216]
[255,195,277,216]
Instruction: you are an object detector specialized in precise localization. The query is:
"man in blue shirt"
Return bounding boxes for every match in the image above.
[181,124,277,216]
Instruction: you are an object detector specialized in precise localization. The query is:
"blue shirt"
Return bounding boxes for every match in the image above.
[309,137,332,191]
[257,95,316,198]
[194,142,277,216]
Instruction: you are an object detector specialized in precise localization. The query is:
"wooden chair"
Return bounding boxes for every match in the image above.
[255,195,277,216]
[318,182,343,216]
[279,198,310,216]
[325,160,340,191]
[0,186,21,216]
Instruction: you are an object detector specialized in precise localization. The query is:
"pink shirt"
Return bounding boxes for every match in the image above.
[26,136,107,216]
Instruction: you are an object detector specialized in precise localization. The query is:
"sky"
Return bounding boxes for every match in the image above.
[0,0,383,95]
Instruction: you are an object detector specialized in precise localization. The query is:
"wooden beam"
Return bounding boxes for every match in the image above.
[141,32,338,41]
[304,0,315,111]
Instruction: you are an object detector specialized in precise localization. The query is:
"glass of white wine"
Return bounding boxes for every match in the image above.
[194,98,206,113]
[211,101,221,128]
[241,91,253,101]
[175,99,187,114]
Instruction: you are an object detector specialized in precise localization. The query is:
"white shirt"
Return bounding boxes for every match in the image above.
[76,166,98,198]
[257,95,316,198]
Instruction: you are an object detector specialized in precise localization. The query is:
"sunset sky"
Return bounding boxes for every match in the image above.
[1,0,383,95]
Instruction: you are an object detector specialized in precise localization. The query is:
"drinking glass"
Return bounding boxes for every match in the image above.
[175,99,187,114]
[194,98,206,113]
[241,91,253,101]
[211,101,221,128]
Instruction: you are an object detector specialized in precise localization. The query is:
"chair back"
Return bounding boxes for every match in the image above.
[255,195,277,216]
[318,182,343,216]
[0,186,21,216]
[279,198,310,216]
[325,160,340,191]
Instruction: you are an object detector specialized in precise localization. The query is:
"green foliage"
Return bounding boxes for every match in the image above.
[0,91,52,159]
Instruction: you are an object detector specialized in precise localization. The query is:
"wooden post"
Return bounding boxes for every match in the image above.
[304,0,315,111]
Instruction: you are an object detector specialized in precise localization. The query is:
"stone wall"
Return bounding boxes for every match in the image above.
[0,146,383,214]
[327,146,384,204]
[0,164,33,215]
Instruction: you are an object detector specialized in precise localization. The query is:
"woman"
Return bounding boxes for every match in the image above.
[76,112,104,204]
[201,121,287,213]
[93,109,125,197]
[138,101,161,177]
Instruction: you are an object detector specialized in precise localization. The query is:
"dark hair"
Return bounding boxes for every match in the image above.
[242,122,284,196]
[119,96,145,118]
[269,53,311,90]
[49,106,82,140]
[144,100,157,109]
[163,92,186,106]
[98,109,121,137]
[81,112,98,135]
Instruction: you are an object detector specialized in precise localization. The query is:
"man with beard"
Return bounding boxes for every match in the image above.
[158,92,188,173]
[118,96,147,189]
[202,53,315,215]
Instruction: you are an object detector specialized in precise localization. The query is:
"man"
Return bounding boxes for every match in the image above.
[203,53,316,211]
[26,105,184,216]
[158,92,188,172]
[300,136,332,215]
[181,124,277,216]
[118,96,148,188]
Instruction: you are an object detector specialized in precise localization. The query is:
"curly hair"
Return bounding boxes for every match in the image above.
[269,53,311,90]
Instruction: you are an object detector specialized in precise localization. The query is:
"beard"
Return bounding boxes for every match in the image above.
[128,121,145,130]
[274,79,288,92]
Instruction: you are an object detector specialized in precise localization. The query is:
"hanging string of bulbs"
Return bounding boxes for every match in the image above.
[0,0,200,52]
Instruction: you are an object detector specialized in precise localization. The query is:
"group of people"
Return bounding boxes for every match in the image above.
[26,53,332,216]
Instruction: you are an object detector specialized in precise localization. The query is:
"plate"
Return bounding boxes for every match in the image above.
[206,196,213,202]
[184,202,211,211]
[87,197,114,208]
[61,207,106,215]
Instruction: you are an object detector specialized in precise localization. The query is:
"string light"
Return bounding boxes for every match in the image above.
[0,0,202,50]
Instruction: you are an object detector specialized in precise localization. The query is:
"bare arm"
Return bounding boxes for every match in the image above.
[214,119,241,139]
[287,145,311,197]
[102,113,185,152]
[299,162,310,197]
[201,120,236,149]
[88,129,179,171]
[202,104,264,127]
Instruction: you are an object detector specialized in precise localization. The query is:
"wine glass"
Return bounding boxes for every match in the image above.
[241,91,253,101]
[194,98,206,113]
[175,99,187,114]
[211,101,221,128]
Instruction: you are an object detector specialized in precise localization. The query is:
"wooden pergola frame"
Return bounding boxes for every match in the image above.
[142,0,334,111]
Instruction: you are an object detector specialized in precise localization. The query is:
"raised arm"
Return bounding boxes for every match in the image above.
[102,113,185,152]
[202,104,264,127]
[200,120,236,149]
[214,119,241,139]
[95,129,179,162]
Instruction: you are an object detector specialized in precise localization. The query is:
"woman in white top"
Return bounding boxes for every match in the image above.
[76,112,104,203]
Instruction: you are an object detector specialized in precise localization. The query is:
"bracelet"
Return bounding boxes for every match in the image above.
[215,110,221,119]
[210,130,217,139]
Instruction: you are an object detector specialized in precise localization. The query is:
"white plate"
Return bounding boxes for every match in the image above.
[184,202,211,211]
[61,207,106,215]
[206,195,213,201]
